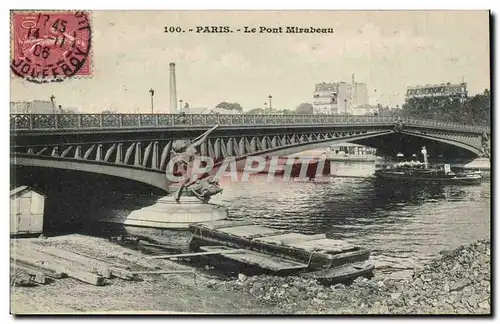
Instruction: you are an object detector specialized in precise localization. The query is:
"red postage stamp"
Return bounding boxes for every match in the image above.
[10,10,92,83]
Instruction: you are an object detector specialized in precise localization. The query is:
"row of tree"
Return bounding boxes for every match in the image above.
[240,103,315,115]
[98,90,490,125]
[398,89,490,126]
[216,90,491,125]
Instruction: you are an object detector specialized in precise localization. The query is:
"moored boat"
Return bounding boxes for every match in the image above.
[302,260,375,284]
[374,167,482,185]
[374,146,482,185]
[188,220,373,281]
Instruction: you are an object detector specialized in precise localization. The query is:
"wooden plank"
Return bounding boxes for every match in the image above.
[246,230,291,239]
[301,260,375,281]
[11,254,67,278]
[12,265,48,284]
[13,248,105,286]
[287,239,356,254]
[27,244,112,278]
[11,258,65,279]
[129,270,194,275]
[199,246,308,271]
[253,233,327,245]
[194,220,255,230]
[218,225,280,238]
[10,273,38,287]
[145,249,241,260]
[109,267,136,280]
[67,250,129,269]
[63,267,105,286]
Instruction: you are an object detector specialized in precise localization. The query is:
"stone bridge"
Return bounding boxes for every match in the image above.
[10,113,490,194]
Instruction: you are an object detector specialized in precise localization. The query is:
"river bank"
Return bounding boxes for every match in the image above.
[10,234,490,315]
[216,239,491,314]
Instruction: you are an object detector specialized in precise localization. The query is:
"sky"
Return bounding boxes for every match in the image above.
[10,10,490,113]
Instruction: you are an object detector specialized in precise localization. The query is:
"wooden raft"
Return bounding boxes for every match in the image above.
[189,220,371,272]
[199,246,308,271]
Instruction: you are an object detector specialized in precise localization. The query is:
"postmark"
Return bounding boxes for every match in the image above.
[10,10,92,83]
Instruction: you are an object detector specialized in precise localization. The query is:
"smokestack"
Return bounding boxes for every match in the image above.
[169,62,177,113]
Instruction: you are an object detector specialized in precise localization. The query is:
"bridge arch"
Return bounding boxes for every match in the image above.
[12,154,170,193]
[248,129,481,159]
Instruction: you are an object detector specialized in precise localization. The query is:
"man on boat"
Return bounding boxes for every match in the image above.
[170,124,219,203]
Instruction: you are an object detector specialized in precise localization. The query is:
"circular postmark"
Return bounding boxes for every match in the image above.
[10,10,92,84]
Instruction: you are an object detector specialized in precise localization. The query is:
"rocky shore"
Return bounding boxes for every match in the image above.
[206,240,491,314]
[11,235,490,315]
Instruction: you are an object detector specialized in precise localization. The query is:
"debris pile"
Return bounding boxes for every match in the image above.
[206,240,490,314]
[379,239,491,314]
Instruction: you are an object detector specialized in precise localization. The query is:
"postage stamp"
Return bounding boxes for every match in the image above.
[8,10,491,316]
[10,10,92,83]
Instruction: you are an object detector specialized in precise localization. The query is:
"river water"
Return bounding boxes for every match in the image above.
[207,161,491,278]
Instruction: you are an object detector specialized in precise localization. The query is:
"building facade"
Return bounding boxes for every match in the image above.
[405,82,468,101]
[351,82,369,107]
[312,82,351,114]
[312,75,369,115]
[10,100,55,114]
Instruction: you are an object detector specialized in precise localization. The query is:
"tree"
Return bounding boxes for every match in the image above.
[184,102,190,109]
[376,106,404,117]
[101,109,116,114]
[247,108,265,114]
[464,89,490,125]
[295,103,313,114]
[279,109,295,115]
[401,90,490,126]
[215,102,243,112]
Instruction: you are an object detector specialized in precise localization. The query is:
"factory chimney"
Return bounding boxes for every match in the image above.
[169,62,177,113]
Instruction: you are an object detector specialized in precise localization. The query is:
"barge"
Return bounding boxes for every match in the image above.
[374,167,482,185]
[188,220,374,283]
[374,146,482,185]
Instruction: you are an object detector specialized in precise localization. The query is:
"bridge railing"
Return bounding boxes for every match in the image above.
[9,113,489,133]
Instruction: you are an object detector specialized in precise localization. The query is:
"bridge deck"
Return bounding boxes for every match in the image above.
[10,113,489,134]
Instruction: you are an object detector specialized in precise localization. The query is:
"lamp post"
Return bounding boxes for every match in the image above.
[149,88,154,113]
[264,102,268,113]
[268,95,272,110]
[50,95,55,114]
[179,99,183,113]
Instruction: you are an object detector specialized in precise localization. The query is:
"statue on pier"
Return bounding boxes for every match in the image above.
[393,118,404,132]
[480,132,490,159]
[190,176,223,203]
[170,124,220,203]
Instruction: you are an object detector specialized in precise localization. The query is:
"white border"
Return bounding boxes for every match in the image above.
[2,1,497,323]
